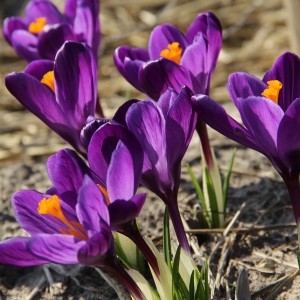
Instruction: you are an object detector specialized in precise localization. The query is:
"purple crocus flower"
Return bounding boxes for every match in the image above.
[5,41,98,154]
[0,169,114,267]
[94,87,197,252]
[0,149,146,299]
[114,12,222,100]
[193,51,300,223]
[88,122,160,274]
[3,0,100,61]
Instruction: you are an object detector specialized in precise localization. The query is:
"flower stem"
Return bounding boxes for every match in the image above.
[99,258,146,300]
[120,221,160,277]
[167,203,190,254]
[284,176,300,222]
[284,176,300,269]
[196,119,213,170]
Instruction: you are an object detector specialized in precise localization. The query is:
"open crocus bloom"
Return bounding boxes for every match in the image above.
[0,172,113,267]
[5,41,97,154]
[193,52,300,221]
[3,0,100,61]
[0,146,147,267]
[114,12,222,100]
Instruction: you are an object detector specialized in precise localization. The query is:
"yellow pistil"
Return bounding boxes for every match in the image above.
[160,42,182,64]
[28,17,47,34]
[38,195,88,240]
[261,80,283,104]
[97,184,110,205]
[41,71,55,92]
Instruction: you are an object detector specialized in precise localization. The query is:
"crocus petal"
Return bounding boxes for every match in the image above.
[126,101,172,195]
[3,17,27,45]
[77,176,110,232]
[238,96,284,156]
[192,94,263,152]
[181,34,210,93]
[156,88,178,117]
[186,12,222,74]
[277,98,300,173]
[148,24,188,59]
[166,87,197,172]
[73,0,100,57]
[88,122,137,184]
[108,193,146,226]
[107,141,143,201]
[47,149,90,207]
[80,117,109,149]
[28,234,84,264]
[54,41,97,128]
[227,72,266,109]
[25,59,54,80]
[10,30,40,61]
[13,190,68,235]
[114,46,150,92]
[78,226,114,266]
[140,59,198,100]
[263,52,300,111]
[0,237,49,266]
[113,99,140,126]
[25,0,65,24]
[37,23,75,60]
[64,0,77,20]
[5,72,65,127]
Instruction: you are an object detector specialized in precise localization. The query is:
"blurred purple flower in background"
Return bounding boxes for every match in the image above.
[3,0,100,61]
[114,12,222,100]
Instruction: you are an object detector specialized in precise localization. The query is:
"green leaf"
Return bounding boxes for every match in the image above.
[172,246,181,298]
[136,241,146,275]
[114,233,133,269]
[171,246,189,300]
[195,273,206,300]
[222,148,236,212]
[189,271,195,300]
[186,164,210,227]
[163,207,172,269]
[204,167,219,228]
[177,271,190,300]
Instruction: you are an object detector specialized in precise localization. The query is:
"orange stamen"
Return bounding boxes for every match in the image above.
[28,17,47,34]
[38,195,88,240]
[41,71,55,92]
[97,184,110,205]
[160,42,182,64]
[261,80,283,104]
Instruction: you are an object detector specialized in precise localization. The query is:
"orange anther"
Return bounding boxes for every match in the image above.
[261,80,283,104]
[28,17,47,34]
[160,42,182,64]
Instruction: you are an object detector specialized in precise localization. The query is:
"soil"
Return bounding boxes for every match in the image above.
[0,0,299,299]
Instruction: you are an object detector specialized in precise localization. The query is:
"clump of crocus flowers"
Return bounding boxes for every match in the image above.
[2,0,300,299]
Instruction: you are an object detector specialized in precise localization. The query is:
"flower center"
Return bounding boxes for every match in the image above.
[41,71,55,92]
[160,42,182,64]
[28,17,47,34]
[38,195,88,240]
[261,80,283,104]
